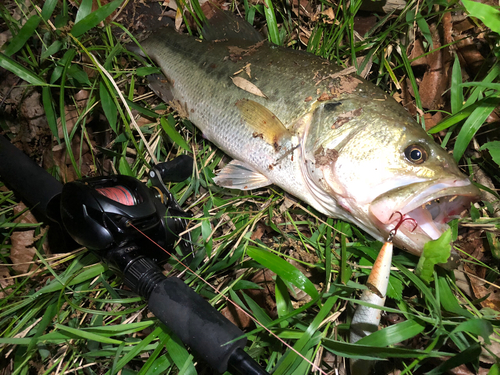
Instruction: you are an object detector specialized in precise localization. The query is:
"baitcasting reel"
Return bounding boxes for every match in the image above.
[59,155,195,290]
[60,155,193,258]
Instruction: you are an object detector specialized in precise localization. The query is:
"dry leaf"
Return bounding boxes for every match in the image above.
[232,63,252,79]
[322,7,335,21]
[10,203,39,274]
[175,7,183,31]
[0,266,12,299]
[230,77,267,98]
[418,23,452,109]
[250,223,267,241]
[0,29,12,49]
[244,64,251,79]
[221,303,253,329]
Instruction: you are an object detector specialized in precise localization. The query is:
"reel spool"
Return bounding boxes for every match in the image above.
[96,186,138,206]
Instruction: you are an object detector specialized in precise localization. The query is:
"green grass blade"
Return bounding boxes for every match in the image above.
[0,53,46,86]
[429,95,500,134]
[416,14,433,49]
[263,0,280,45]
[109,326,164,374]
[163,328,197,375]
[136,67,162,76]
[42,86,59,141]
[27,297,59,352]
[426,343,482,375]
[160,115,191,152]
[242,292,273,325]
[323,339,453,360]
[55,324,124,344]
[461,82,500,91]
[462,0,500,34]
[247,245,319,299]
[71,0,124,37]
[274,296,337,375]
[451,54,463,114]
[100,79,118,133]
[453,97,500,162]
[4,15,41,56]
[84,321,155,335]
[356,319,425,347]
[41,40,63,61]
[41,0,58,20]
[75,0,93,24]
[437,276,474,318]
[451,319,493,344]
[393,261,440,314]
[464,64,500,107]
[138,331,173,375]
[275,276,293,320]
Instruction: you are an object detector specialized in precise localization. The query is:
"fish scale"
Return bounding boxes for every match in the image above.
[141,29,317,202]
[136,22,480,259]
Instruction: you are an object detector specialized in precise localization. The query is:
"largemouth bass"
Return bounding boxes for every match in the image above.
[135,16,480,258]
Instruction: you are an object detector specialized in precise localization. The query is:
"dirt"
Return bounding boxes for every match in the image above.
[331,108,363,129]
[314,145,339,167]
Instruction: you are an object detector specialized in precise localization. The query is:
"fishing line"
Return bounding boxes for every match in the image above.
[128,222,329,375]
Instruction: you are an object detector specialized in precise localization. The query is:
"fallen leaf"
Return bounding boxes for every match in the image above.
[0,266,12,299]
[322,7,335,21]
[221,303,253,329]
[250,223,267,241]
[10,203,40,274]
[244,64,251,79]
[408,38,427,67]
[175,7,183,30]
[230,76,267,98]
[418,23,452,109]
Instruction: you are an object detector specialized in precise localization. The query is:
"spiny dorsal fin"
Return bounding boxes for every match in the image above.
[213,160,272,190]
[202,8,264,43]
[235,99,291,147]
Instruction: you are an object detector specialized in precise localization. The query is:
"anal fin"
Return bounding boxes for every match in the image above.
[213,160,272,190]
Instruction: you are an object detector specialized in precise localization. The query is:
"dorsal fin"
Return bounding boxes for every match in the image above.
[202,8,264,43]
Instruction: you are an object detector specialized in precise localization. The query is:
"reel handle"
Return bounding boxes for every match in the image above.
[154,155,193,182]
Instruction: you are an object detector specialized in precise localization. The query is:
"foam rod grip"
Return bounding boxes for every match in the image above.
[0,136,62,221]
[148,277,247,374]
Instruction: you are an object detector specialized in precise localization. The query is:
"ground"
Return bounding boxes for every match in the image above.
[0,0,499,374]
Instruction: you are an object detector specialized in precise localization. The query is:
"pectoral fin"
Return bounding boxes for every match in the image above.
[235,99,291,148]
[214,160,272,190]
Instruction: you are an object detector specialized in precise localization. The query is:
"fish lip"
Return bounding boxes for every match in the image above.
[369,178,481,243]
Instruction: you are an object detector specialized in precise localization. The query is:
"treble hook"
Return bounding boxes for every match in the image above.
[387,211,418,242]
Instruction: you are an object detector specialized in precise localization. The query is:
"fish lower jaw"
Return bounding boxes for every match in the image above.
[369,187,480,254]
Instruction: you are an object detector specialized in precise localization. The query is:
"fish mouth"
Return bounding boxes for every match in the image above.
[369,179,481,253]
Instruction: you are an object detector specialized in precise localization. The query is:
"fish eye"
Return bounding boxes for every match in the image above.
[404,144,428,164]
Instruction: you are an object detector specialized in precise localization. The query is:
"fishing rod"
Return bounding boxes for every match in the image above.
[0,135,269,375]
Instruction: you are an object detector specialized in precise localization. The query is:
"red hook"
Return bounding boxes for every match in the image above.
[387,211,417,241]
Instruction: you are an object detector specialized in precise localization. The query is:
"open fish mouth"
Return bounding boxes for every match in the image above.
[369,179,481,250]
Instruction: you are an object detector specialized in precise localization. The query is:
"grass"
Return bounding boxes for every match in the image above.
[0,0,499,374]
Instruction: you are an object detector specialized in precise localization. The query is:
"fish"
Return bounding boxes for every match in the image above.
[133,12,480,261]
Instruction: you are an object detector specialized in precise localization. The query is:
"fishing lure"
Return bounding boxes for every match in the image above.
[350,212,417,374]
